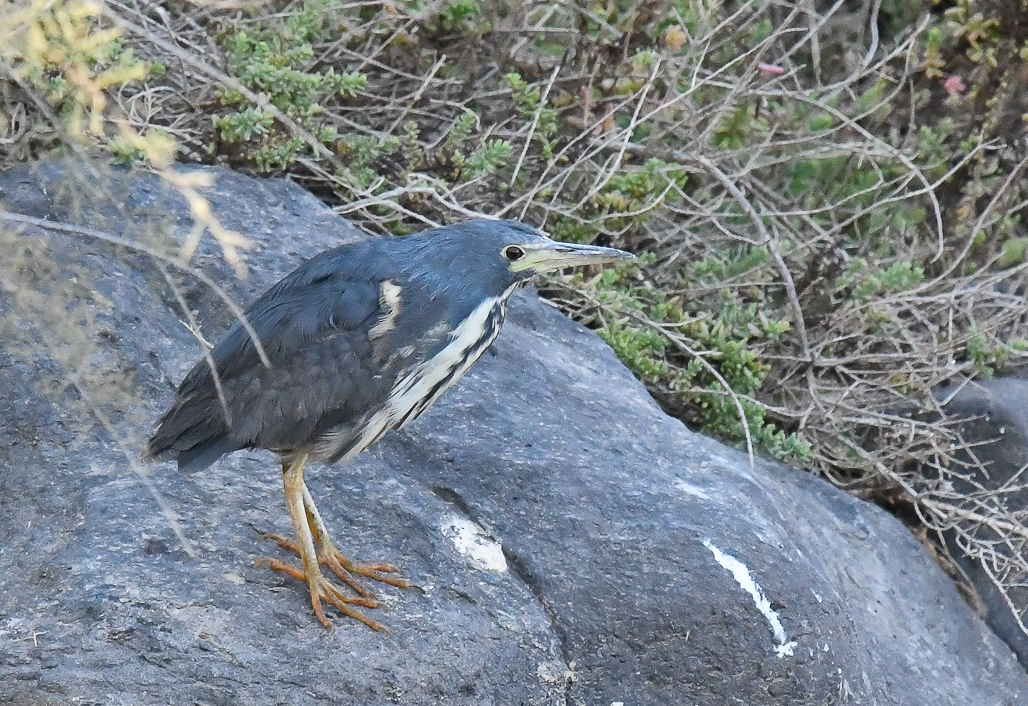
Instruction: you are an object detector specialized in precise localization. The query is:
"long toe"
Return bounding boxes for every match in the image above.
[260,532,304,555]
[254,556,309,583]
[329,555,412,590]
[254,556,379,610]
[260,531,411,593]
[315,575,388,632]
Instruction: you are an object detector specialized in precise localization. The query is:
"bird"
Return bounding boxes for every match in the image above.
[145,218,633,631]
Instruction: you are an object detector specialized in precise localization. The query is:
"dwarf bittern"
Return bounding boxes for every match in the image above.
[145,219,633,630]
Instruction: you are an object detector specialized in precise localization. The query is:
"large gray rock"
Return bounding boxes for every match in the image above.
[1,160,1025,705]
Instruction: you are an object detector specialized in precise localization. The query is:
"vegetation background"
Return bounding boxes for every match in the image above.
[4,0,1028,646]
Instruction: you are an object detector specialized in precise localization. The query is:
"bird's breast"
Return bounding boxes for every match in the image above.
[387,287,513,430]
[313,283,518,464]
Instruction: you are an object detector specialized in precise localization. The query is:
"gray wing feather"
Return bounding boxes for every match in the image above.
[146,243,393,472]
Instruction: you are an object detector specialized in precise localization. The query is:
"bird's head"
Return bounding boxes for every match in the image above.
[494,220,635,277]
[424,218,635,286]
[397,219,635,313]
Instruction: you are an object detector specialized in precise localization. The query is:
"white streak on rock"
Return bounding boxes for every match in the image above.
[703,539,797,658]
[674,479,709,499]
[441,516,508,572]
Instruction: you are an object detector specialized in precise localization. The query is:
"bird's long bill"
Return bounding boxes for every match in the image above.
[512,240,635,273]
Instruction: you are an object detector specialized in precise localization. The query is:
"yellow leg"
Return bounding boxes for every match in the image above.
[299,482,411,591]
[254,454,406,631]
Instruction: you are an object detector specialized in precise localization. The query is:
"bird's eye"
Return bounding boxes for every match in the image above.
[504,246,525,261]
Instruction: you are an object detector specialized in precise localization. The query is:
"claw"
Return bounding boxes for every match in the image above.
[253,556,379,609]
[260,527,411,590]
[255,454,412,630]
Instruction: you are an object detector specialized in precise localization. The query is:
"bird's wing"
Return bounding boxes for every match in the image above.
[147,245,393,470]
[213,272,382,379]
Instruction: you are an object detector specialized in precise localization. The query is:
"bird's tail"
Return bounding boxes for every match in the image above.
[144,392,241,473]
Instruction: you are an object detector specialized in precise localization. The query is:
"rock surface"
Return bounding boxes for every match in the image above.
[936,378,1028,670]
[1,159,1026,705]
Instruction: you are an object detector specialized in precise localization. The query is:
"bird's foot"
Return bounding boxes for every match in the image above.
[254,556,386,631]
[260,532,411,598]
